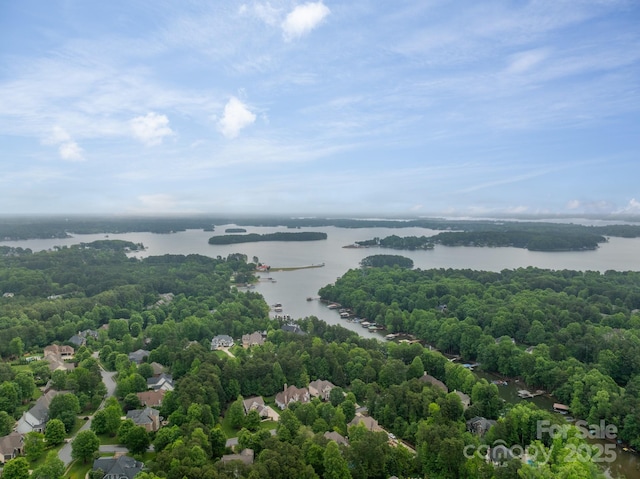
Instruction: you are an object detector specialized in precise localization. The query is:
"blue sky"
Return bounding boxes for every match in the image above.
[1,0,639,217]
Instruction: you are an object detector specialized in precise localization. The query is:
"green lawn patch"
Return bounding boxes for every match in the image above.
[97,433,121,445]
[66,459,93,479]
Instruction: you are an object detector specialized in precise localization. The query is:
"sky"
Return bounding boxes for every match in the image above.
[1,0,639,217]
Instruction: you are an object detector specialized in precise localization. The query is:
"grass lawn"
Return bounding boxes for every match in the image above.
[97,433,121,445]
[213,350,229,360]
[66,459,93,479]
[220,412,278,438]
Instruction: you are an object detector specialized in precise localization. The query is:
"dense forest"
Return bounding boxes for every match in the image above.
[208,232,327,245]
[319,265,640,451]
[0,241,613,478]
[2,215,640,243]
[357,230,606,251]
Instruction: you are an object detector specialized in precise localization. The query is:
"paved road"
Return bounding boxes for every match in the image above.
[58,360,118,467]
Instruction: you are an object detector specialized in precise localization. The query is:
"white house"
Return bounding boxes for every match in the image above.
[211,335,234,350]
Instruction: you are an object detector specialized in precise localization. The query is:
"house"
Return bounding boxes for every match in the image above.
[128,349,150,365]
[149,362,165,376]
[324,431,349,446]
[348,415,382,432]
[242,396,279,421]
[221,448,254,465]
[455,390,471,410]
[241,331,265,348]
[47,355,75,372]
[0,432,24,464]
[275,384,310,410]
[16,390,64,434]
[418,373,448,393]
[147,373,174,392]
[68,334,86,347]
[43,344,74,359]
[466,417,497,436]
[211,335,234,350]
[136,390,166,408]
[126,407,161,432]
[281,324,305,335]
[92,455,145,479]
[308,379,335,401]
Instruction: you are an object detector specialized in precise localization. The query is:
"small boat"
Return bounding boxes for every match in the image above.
[306,297,313,301]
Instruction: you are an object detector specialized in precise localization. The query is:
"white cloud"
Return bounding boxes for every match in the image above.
[239,2,281,26]
[566,199,581,210]
[282,2,330,41]
[217,97,256,139]
[506,48,549,74]
[616,198,640,214]
[137,194,179,211]
[59,142,85,162]
[44,126,85,162]
[130,112,174,146]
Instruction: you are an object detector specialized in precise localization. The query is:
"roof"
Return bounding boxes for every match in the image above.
[221,448,254,465]
[0,432,23,456]
[29,390,64,423]
[455,390,471,406]
[243,396,265,414]
[348,415,381,432]
[68,335,85,347]
[136,390,166,407]
[281,324,306,335]
[128,349,149,363]
[275,385,310,408]
[149,362,165,375]
[147,373,173,390]
[93,455,144,479]
[419,373,448,393]
[324,431,349,446]
[126,407,159,426]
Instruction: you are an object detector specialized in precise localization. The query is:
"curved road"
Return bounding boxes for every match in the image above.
[58,361,117,466]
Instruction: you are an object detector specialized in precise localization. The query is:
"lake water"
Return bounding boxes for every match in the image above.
[4,225,640,339]
[3,224,640,475]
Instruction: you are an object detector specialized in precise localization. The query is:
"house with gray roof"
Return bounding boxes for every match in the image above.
[0,432,24,464]
[92,455,144,479]
[211,335,234,350]
[126,407,161,432]
[16,390,64,434]
[147,373,174,392]
[128,349,150,365]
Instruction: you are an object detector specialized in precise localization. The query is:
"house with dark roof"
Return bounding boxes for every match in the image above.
[418,373,448,393]
[211,335,234,350]
[281,324,305,335]
[128,349,150,364]
[126,407,161,432]
[92,455,144,479]
[68,334,86,347]
[466,417,497,436]
[275,384,310,410]
[308,379,335,401]
[16,390,64,434]
[147,373,174,392]
[0,432,24,464]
